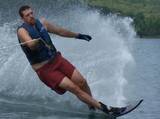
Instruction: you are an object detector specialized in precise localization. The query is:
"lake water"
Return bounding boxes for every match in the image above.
[0,1,160,119]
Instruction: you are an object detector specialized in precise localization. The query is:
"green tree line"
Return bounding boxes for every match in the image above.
[86,0,160,38]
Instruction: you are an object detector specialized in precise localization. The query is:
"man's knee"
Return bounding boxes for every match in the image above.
[71,69,89,87]
[70,84,82,95]
[59,77,82,94]
[66,82,84,96]
[78,78,87,88]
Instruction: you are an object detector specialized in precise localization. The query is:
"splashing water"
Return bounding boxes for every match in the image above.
[0,1,136,111]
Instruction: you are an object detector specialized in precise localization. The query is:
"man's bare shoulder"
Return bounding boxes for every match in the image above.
[17,27,28,35]
[40,17,48,29]
[39,17,56,29]
[40,17,46,23]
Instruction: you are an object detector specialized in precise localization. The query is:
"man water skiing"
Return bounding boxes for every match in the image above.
[17,5,126,116]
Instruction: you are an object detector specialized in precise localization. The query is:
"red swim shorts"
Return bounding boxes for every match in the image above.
[36,52,75,95]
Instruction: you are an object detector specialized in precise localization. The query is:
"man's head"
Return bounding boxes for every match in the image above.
[19,5,35,25]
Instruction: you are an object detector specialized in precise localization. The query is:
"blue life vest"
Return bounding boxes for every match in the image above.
[17,19,57,65]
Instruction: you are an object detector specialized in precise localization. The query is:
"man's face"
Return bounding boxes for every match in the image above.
[22,8,35,25]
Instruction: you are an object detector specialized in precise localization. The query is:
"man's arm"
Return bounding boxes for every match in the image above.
[17,28,40,50]
[41,17,92,41]
[41,17,78,37]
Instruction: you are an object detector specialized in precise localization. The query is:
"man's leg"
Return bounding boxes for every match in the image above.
[59,76,101,109]
[71,69,92,97]
[70,69,95,109]
[59,76,126,115]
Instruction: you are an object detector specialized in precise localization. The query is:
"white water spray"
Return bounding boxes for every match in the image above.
[0,6,136,108]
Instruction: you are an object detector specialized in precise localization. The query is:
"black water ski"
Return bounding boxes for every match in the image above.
[111,99,143,117]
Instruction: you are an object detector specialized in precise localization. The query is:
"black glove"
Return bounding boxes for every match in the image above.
[75,34,92,42]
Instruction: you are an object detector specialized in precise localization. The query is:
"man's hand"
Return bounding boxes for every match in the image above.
[76,34,92,42]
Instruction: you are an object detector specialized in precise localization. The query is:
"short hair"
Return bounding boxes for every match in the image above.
[19,5,31,18]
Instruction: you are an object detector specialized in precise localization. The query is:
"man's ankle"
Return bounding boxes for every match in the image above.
[99,102,110,114]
